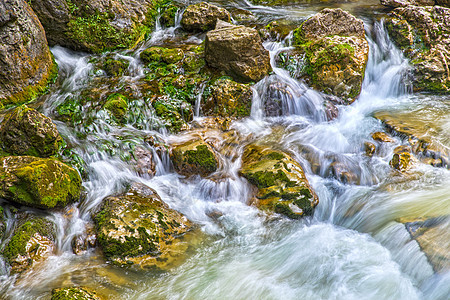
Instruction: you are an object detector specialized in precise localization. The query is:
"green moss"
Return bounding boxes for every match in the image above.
[51,287,100,300]
[141,47,184,65]
[103,58,129,77]
[104,93,128,120]
[2,218,55,262]
[184,145,217,173]
[244,170,292,189]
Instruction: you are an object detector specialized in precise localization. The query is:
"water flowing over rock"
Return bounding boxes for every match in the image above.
[0,156,82,209]
[28,0,173,53]
[0,0,57,107]
[239,144,319,219]
[170,138,219,177]
[51,287,101,300]
[205,22,272,83]
[0,105,62,157]
[202,78,253,118]
[1,214,56,274]
[180,2,231,32]
[291,8,369,103]
[94,183,194,269]
[385,5,450,92]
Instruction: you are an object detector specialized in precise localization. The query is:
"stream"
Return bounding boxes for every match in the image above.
[0,0,449,299]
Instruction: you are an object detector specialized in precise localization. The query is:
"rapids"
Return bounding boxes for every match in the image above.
[0,1,449,299]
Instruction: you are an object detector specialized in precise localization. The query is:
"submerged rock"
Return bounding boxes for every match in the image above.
[170,138,219,177]
[205,22,272,83]
[51,287,101,300]
[94,183,194,269]
[0,0,57,106]
[291,8,369,103]
[385,5,450,92]
[239,144,319,219]
[202,78,253,118]
[180,2,231,32]
[0,105,62,157]
[0,156,82,209]
[1,214,56,274]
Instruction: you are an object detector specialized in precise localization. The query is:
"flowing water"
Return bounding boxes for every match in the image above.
[1,1,450,299]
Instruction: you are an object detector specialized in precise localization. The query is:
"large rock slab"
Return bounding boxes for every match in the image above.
[291,8,369,103]
[385,5,450,92]
[0,105,62,157]
[239,144,319,219]
[0,156,82,209]
[0,0,57,107]
[181,2,231,32]
[205,22,272,83]
[94,183,194,269]
[1,214,56,274]
[29,0,173,53]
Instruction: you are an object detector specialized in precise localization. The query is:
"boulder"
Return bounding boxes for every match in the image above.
[29,0,174,53]
[372,131,395,143]
[239,144,319,218]
[140,47,184,65]
[205,23,272,83]
[51,287,101,300]
[170,138,219,177]
[381,0,435,7]
[385,5,450,92]
[390,145,415,171]
[0,156,82,209]
[291,9,369,103]
[1,214,56,274]
[94,183,194,269]
[0,0,57,106]
[180,2,231,32]
[0,105,62,157]
[202,78,253,118]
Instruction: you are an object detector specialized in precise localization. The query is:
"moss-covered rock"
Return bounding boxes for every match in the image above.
[0,156,82,209]
[181,2,231,32]
[94,183,194,269]
[0,0,58,107]
[0,105,63,157]
[2,214,56,274]
[202,78,253,118]
[103,93,128,121]
[290,8,368,103]
[170,138,219,177]
[152,96,193,133]
[385,5,450,93]
[51,287,101,300]
[239,144,319,218]
[141,47,185,65]
[101,56,129,77]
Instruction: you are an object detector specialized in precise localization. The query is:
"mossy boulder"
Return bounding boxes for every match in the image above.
[291,8,368,103]
[0,0,57,107]
[239,144,319,218]
[0,105,63,157]
[0,156,82,209]
[141,47,184,65]
[103,93,128,120]
[51,287,101,300]
[94,183,194,269]
[170,138,219,177]
[180,2,231,32]
[101,56,129,77]
[202,78,253,118]
[205,22,272,83]
[29,0,175,53]
[1,214,56,274]
[385,5,450,93]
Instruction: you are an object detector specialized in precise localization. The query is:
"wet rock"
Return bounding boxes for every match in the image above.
[0,105,63,157]
[205,22,272,83]
[390,145,415,172]
[71,224,96,255]
[180,2,231,32]
[51,287,101,300]
[0,0,57,106]
[129,146,156,178]
[170,138,219,177]
[239,144,319,219]
[372,131,395,143]
[1,214,56,274]
[364,142,376,157]
[326,161,360,184]
[263,20,298,40]
[0,206,5,238]
[404,217,450,273]
[381,0,435,7]
[292,9,369,103]
[140,47,185,65]
[94,183,194,269]
[385,5,450,92]
[0,156,82,209]
[100,55,129,77]
[202,78,253,118]
[103,93,128,121]
[152,95,194,133]
[29,0,174,53]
